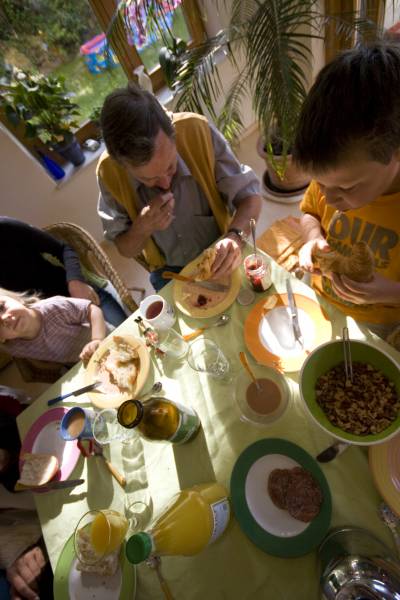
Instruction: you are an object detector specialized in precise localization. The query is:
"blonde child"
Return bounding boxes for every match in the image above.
[0,289,106,366]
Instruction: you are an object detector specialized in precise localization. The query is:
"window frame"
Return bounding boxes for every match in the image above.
[0,0,205,165]
[88,0,206,92]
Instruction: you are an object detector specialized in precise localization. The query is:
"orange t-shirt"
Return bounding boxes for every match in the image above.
[300,180,400,324]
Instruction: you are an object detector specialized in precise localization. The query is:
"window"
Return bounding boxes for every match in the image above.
[0,0,205,166]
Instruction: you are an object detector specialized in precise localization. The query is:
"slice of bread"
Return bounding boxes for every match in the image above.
[16,453,59,489]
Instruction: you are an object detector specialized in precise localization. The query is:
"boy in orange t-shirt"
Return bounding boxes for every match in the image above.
[293,42,400,339]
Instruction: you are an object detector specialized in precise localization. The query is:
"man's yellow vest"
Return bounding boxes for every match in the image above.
[97,112,231,270]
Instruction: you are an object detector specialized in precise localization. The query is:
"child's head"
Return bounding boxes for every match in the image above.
[294,42,400,210]
[0,289,40,343]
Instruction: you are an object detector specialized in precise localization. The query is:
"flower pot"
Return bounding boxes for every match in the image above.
[53,136,85,167]
[257,136,309,196]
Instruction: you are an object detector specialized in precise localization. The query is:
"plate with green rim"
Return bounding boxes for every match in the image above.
[54,533,136,600]
[230,438,332,558]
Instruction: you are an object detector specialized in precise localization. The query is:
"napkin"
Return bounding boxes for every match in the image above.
[256,216,303,272]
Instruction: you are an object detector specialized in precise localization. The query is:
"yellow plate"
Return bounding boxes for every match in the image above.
[369,434,400,516]
[244,293,332,372]
[173,260,242,319]
[84,335,150,409]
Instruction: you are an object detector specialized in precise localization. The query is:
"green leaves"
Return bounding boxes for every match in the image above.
[0,70,80,146]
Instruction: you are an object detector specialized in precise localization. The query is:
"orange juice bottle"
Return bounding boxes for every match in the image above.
[125,482,230,564]
[91,510,129,555]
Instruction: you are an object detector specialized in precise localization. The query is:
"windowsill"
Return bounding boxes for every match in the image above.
[55,143,105,188]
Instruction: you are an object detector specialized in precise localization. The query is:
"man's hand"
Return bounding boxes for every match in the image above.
[211,236,242,279]
[68,280,100,305]
[7,545,46,600]
[298,237,330,272]
[138,192,175,234]
[329,271,400,305]
[80,339,102,366]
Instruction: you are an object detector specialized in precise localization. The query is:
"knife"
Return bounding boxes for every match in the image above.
[195,280,230,292]
[47,381,101,406]
[285,278,304,348]
[32,478,85,492]
[162,271,229,292]
[316,442,350,463]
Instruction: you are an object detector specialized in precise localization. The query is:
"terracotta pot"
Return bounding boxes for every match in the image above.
[257,136,309,193]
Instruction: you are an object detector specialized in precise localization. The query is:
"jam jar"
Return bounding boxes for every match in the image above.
[244,254,272,292]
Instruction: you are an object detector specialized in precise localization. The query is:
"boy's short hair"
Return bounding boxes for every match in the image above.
[100,82,175,166]
[293,42,400,172]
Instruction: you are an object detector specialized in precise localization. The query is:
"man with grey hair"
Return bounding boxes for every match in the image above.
[96,83,261,290]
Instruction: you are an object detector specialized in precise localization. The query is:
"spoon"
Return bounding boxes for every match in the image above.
[183,314,231,342]
[250,218,257,258]
[379,502,400,557]
[239,351,261,391]
[146,555,174,600]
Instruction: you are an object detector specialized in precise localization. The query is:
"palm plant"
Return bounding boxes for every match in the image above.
[108,0,383,178]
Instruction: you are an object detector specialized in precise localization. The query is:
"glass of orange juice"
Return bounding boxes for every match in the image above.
[74,509,129,565]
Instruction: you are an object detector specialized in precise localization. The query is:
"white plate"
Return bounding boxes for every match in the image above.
[68,557,122,600]
[258,306,315,357]
[245,453,308,538]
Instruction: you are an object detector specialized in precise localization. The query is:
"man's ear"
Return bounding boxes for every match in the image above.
[392,148,400,162]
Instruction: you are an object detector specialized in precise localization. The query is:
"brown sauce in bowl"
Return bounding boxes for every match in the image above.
[246,378,281,415]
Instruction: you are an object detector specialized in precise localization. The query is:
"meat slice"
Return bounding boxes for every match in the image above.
[267,466,322,522]
[267,468,292,510]
[285,468,322,522]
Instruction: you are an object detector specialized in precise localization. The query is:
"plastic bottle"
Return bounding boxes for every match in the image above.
[36,149,65,180]
[117,396,200,444]
[125,482,231,564]
[134,65,153,94]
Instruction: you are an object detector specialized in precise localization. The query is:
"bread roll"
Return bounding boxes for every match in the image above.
[313,241,374,282]
[16,453,59,488]
[193,247,217,281]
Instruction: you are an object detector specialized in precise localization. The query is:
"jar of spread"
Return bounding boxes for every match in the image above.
[244,254,272,292]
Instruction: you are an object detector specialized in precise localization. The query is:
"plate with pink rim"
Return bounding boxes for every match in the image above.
[20,407,81,492]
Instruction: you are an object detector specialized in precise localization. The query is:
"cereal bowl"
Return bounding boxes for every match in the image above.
[299,340,400,446]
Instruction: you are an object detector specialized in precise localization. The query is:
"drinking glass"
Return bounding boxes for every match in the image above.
[157,328,188,359]
[93,408,137,446]
[187,339,231,381]
[124,491,153,533]
[74,509,128,566]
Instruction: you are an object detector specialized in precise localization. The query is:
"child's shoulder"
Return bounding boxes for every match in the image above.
[36,295,91,312]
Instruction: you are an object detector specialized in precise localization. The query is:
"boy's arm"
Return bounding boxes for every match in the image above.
[80,304,107,365]
[298,213,330,271]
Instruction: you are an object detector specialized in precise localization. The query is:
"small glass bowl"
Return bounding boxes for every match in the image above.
[235,363,290,427]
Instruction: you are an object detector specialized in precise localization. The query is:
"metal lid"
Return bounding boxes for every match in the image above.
[319,527,400,600]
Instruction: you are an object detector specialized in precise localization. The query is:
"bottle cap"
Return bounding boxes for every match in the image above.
[125,532,152,564]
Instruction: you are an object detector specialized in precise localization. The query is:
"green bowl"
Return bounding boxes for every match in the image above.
[299,340,400,446]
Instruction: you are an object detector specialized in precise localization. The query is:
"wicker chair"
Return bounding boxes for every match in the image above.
[44,222,144,312]
[14,222,145,383]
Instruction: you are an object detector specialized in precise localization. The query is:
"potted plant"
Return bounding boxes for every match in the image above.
[108,1,381,193]
[0,70,85,166]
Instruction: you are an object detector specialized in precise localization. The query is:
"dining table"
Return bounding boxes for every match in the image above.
[16,246,400,600]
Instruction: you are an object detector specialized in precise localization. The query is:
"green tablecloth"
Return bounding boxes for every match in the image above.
[17,256,399,600]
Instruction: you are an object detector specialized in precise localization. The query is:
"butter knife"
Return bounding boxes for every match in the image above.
[162,271,229,292]
[32,478,85,492]
[196,280,229,292]
[316,442,350,463]
[47,381,101,406]
[285,278,304,348]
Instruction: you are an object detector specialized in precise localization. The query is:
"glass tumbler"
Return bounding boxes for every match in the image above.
[187,338,231,381]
